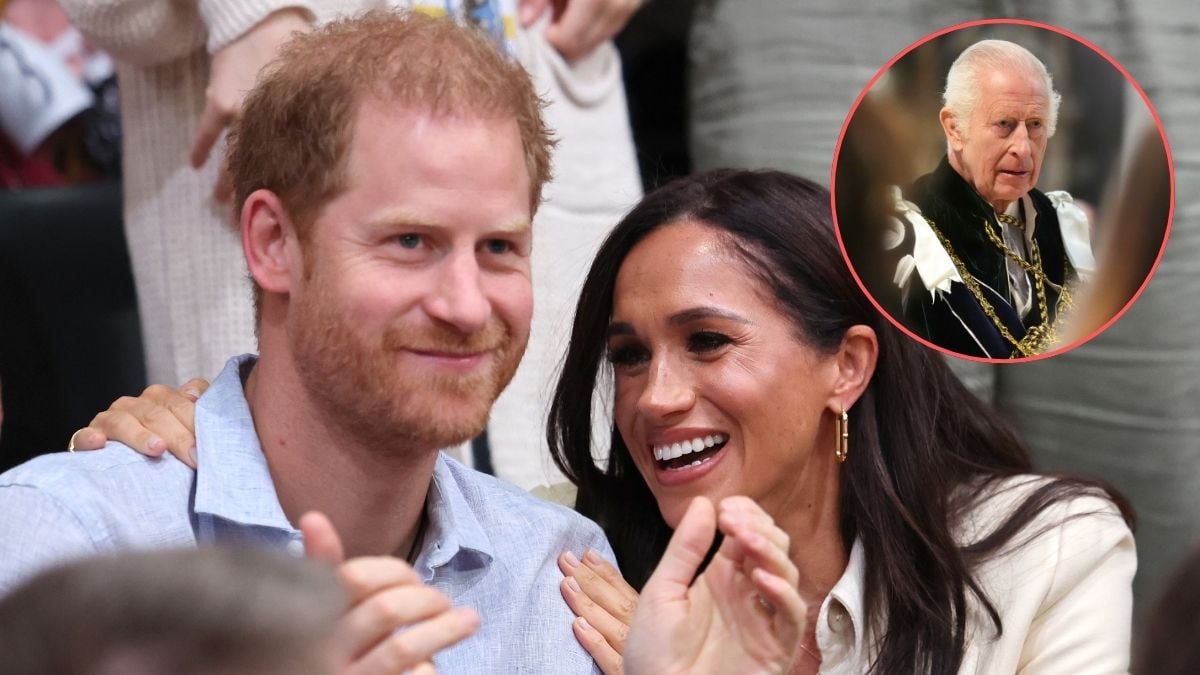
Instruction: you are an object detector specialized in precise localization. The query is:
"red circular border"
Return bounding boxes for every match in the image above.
[829,17,1176,364]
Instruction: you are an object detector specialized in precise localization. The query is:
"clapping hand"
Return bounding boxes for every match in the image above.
[301,512,479,674]
[622,496,806,675]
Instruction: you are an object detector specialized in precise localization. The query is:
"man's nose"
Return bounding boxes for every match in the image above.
[636,357,696,421]
[1009,124,1033,161]
[424,251,491,334]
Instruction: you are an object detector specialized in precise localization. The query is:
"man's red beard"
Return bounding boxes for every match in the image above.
[288,268,526,455]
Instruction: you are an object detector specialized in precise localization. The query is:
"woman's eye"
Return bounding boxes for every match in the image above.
[395,234,422,249]
[607,345,649,368]
[688,331,731,353]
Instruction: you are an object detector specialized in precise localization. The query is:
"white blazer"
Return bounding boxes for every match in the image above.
[816,476,1136,674]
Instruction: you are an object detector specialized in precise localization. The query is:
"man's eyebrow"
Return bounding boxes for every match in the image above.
[490,220,532,235]
[363,212,532,234]
[363,210,436,230]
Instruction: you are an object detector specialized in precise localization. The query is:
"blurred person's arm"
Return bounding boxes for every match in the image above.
[55,0,210,66]
[56,1,316,200]
[189,6,314,200]
[519,0,641,62]
[56,0,318,67]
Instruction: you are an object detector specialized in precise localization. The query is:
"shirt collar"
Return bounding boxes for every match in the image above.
[192,354,296,534]
[817,538,869,671]
[193,356,496,571]
[1018,193,1039,243]
[416,454,496,578]
[1001,197,1038,239]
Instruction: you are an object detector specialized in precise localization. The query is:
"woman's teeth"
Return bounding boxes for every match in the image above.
[653,433,727,462]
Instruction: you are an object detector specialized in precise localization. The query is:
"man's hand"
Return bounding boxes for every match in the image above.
[622,497,806,675]
[519,0,641,62]
[301,512,479,675]
[192,8,311,202]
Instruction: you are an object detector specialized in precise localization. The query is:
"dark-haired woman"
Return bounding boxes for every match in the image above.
[546,169,1134,674]
[74,169,1134,674]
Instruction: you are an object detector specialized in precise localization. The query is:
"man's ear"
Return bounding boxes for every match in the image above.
[940,106,965,152]
[241,189,302,298]
[828,324,878,412]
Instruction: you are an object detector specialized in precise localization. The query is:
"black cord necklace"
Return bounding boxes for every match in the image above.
[406,508,429,564]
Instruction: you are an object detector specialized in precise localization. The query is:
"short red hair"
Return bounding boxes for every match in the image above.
[226,9,555,322]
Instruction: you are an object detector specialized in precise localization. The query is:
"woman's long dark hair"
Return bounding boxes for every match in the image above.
[547,169,1133,674]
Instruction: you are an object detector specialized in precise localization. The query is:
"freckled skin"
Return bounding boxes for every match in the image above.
[607,221,842,529]
[945,68,1051,212]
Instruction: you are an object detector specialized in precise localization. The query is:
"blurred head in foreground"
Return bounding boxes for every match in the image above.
[0,546,345,675]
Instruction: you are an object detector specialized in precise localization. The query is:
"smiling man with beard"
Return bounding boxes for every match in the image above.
[887,39,1095,358]
[0,11,610,674]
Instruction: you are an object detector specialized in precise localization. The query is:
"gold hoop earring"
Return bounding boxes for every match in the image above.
[834,407,849,463]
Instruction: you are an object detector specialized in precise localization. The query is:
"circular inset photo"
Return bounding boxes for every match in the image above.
[833,19,1173,362]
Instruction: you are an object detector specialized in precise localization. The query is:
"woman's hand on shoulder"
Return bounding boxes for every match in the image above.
[558,548,638,674]
[67,378,208,468]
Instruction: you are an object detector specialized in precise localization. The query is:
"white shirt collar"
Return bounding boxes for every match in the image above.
[815,538,871,674]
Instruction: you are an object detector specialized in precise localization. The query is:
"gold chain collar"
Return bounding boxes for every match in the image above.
[924,215,1072,357]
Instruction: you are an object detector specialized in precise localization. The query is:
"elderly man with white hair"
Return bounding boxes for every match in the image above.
[889,39,1094,358]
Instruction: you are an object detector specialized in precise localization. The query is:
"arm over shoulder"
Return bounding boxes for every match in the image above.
[1018,495,1135,675]
[57,0,323,66]
[57,0,208,65]
[196,0,322,54]
[0,484,98,595]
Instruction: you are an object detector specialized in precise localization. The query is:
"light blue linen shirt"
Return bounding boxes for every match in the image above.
[0,355,610,673]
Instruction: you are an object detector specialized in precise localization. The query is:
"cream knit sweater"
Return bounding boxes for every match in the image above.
[57,0,323,394]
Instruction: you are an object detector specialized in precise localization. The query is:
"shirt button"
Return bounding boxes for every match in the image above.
[287,539,305,557]
[828,603,848,632]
